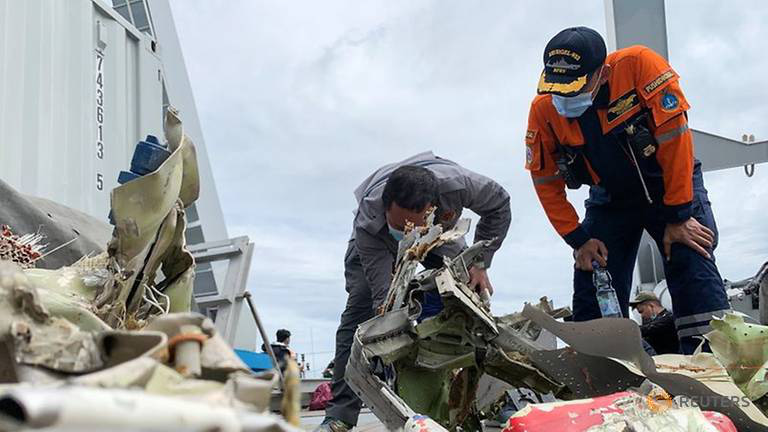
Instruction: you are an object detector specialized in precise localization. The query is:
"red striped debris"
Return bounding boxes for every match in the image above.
[503,391,737,432]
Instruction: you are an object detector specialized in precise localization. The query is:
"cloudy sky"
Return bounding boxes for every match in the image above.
[171,1,768,376]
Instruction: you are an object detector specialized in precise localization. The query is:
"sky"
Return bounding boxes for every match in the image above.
[171,1,768,377]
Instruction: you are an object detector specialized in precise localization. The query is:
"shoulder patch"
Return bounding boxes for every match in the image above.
[606,90,639,123]
[643,70,675,96]
[525,129,537,142]
[661,91,679,112]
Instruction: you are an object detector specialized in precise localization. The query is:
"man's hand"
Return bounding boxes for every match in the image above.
[469,266,493,295]
[574,238,608,271]
[663,218,714,260]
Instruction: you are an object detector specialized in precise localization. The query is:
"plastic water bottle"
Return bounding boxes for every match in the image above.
[592,261,622,318]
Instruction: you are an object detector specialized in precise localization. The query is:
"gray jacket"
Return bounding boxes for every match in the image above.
[351,152,511,307]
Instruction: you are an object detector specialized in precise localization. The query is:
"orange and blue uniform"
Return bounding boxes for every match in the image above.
[526,45,730,354]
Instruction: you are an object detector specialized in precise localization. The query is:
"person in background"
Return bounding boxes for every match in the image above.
[261,328,295,372]
[630,291,680,354]
[322,361,335,379]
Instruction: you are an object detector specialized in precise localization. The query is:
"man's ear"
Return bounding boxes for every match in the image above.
[600,64,612,84]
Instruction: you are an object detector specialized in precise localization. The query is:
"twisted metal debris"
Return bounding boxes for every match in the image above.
[346,214,568,431]
[0,109,300,432]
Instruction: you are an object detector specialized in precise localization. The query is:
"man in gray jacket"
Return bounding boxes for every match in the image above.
[317,152,511,431]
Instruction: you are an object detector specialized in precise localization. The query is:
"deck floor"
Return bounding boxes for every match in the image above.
[300,409,385,431]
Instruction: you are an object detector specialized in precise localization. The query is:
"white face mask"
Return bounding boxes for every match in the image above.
[388,225,405,241]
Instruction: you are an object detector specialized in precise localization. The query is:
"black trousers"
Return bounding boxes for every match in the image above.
[325,241,374,425]
[573,172,731,354]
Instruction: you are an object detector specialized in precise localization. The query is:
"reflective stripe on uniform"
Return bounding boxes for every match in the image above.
[677,324,713,338]
[532,175,561,185]
[655,124,689,144]
[675,309,732,327]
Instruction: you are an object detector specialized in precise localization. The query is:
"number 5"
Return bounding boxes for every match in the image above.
[96,173,104,190]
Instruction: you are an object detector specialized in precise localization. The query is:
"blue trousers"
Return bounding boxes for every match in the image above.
[572,177,731,354]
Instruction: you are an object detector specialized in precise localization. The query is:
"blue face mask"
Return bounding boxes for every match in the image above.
[551,66,605,118]
[551,92,594,118]
[388,225,405,241]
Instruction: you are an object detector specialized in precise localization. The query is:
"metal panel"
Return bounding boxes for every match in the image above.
[604,0,669,59]
[191,237,254,345]
[605,0,768,173]
[0,0,163,222]
[693,130,768,172]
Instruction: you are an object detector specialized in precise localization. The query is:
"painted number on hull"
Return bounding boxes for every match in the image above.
[95,51,105,190]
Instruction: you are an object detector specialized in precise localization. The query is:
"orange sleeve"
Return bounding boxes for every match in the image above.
[526,101,590,249]
[635,48,695,223]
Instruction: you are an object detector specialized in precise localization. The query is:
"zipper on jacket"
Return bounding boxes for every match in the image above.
[624,139,653,204]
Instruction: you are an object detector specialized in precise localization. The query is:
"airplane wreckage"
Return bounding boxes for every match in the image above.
[0,111,767,431]
[345,213,768,431]
[0,110,302,432]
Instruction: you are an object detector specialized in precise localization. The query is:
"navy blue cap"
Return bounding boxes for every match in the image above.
[537,27,607,96]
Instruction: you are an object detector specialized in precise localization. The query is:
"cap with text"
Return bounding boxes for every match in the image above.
[537,26,607,96]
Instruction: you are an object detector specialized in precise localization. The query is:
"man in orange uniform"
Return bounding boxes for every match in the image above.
[525,27,730,354]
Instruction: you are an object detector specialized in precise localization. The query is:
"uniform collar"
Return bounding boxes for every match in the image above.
[593,83,611,108]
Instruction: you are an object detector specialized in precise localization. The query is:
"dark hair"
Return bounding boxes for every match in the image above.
[382,165,439,212]
[276,329,291,343]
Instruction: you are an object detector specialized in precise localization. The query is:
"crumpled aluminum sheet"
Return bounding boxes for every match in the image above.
[0,108,291,429]
[0,260,273,416]
[100,107,199,326]
[0,261,104,374]
[521,304,768,431]
[528,348,645,399]
[350,216,569,430]
[706,313,768,401]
